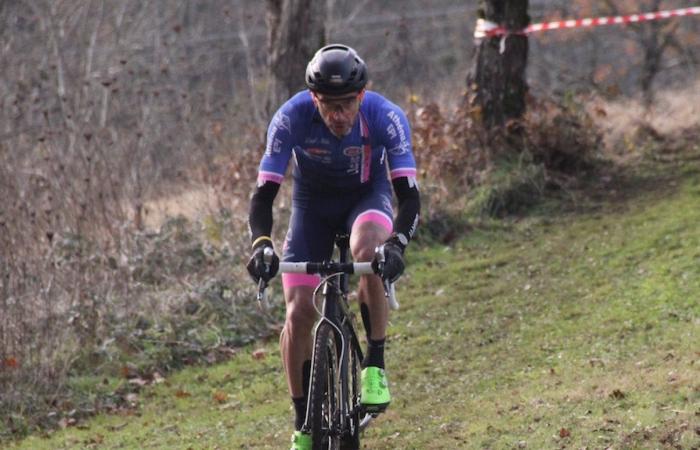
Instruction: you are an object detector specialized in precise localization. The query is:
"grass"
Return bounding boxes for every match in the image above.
[10,159,700,449]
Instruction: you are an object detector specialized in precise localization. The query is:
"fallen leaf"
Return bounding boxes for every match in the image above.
[212,391,228,404]
[107,422,128,431]
[4,357,19,368]
[609,389,625,399]
[252,349,266,360]
[85,434,104,445]
[128,377,148,387]
[175,389,191,398]
[120,365,135,378]
[58,418,77,429]
[218,401,241,411]
[196,374,208,383]
[559,427,571,438]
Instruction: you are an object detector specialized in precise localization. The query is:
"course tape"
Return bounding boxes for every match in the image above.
[474,6,700,38]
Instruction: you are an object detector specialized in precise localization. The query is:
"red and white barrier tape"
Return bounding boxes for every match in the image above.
[474,6,700,38]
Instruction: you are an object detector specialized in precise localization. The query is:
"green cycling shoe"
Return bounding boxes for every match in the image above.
[360,366,391,413]
[290,430,311,450]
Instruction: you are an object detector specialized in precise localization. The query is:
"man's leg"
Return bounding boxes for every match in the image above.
[281,280,319,432]
[350,215,392,412]
[350,220,390,344]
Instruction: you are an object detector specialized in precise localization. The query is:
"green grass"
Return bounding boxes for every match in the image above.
[11,165,700,449]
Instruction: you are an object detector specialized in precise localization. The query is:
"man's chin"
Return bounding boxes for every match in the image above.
[330,125,350,137]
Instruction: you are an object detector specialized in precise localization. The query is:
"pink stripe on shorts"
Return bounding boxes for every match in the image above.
[282,273,321,289]
[353,209,393,233]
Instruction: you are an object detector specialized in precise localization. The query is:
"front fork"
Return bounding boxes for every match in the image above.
[302,281,348,434]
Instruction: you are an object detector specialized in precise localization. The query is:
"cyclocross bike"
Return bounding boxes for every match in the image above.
[257,233,398,450]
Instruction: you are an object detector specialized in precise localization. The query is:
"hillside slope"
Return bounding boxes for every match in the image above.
[13,158,700,449]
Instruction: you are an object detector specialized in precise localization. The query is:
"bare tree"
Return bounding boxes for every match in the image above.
[602,0,691,107]
[265,0,327,115]
[467,0,530,129]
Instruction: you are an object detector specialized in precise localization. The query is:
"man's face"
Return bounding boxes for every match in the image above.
[311,90,364,138]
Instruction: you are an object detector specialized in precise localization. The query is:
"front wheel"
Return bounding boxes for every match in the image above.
[340,336,361,450]
[310,322,341,450]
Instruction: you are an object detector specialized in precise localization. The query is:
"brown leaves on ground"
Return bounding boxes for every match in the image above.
[609,389,626,399]
[175,389,191,399]
[3,357,20,368]
[212,391,229,404]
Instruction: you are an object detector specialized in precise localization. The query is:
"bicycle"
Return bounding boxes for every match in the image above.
[257,233,399,450]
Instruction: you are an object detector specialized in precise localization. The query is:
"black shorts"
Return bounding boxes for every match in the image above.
[281,184,393,289]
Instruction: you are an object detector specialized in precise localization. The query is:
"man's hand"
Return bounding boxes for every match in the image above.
[246,243,279,283]
[373,235,405,283]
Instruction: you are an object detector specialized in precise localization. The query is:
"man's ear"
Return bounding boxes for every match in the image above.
[358,89,366,103]
[310,91,319,107]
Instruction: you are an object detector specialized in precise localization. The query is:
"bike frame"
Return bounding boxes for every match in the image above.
[301,235,364,437]
[258,237,399,445]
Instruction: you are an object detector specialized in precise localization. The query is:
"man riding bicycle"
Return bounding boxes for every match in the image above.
[246,44,420,449]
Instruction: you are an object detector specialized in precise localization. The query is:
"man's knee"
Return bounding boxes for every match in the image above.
[351,224,389,262]
[284,290,317,334]
[352,243,376,262]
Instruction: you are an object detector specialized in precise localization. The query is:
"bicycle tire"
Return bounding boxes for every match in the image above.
[310,322,341,450]
[339,329,361,450]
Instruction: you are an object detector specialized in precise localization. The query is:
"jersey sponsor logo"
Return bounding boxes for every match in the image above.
[265,137,283,156]
[304,137,330,145]
[386,123,397,140]
[381,193,393,213]
[266,113,291,156]
[271,112,292,134]
[386,110,409,155]
[387,144,410,155]
[344,146,363,175]
[302,147,332,163]
[305,147,331,156]
[343,146,362,157]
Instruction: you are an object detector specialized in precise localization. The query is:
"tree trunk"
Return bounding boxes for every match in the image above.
[265,0,326,115]
[467,0,529,129]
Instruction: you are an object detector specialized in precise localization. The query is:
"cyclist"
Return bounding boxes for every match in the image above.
[246,44,420,449]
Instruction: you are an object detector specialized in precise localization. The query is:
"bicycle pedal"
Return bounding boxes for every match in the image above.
[358,413,374,431]
[362,402,389,414]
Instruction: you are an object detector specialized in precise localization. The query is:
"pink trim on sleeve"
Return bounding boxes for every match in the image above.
[257,171,285,185]
[390,168,417,179]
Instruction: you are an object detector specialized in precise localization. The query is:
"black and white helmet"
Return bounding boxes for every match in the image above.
[305,44,368,95]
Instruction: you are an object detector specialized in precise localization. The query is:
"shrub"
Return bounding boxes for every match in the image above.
[411,92,603,219]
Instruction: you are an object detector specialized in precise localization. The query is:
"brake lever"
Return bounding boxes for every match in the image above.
[256,278,268,305]
[374,245,399,310]
[374,244,386,275]
[256,247,275,308]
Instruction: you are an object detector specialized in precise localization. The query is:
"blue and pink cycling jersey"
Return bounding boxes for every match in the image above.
[256,90,417,288]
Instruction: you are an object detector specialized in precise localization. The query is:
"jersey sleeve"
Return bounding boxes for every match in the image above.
[257,105,295,186]
[380,104,417,180]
